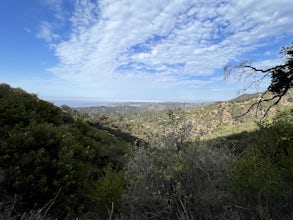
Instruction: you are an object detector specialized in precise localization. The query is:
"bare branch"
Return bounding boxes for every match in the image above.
[242,64,288,73]
[225,42,293,120]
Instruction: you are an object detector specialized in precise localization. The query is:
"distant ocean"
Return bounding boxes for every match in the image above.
[45,98,207,108]
[50,100,115,107]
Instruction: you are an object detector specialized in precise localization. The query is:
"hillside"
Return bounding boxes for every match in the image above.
[75,101,203,116]
[1,83,293,219]
[76,90,293,219]
[77,90,293,142]
[0,83,134,218]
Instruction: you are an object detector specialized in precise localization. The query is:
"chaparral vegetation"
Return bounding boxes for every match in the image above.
[1,44,293,219]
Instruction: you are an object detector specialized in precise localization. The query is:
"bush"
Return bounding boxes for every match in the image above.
[0,84,130,218]
[229,109,293,219]
[0,122,91,217]
[123,142,235,219]
[84,164,124,216]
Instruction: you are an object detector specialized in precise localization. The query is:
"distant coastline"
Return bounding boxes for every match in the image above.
[47,98,209,108]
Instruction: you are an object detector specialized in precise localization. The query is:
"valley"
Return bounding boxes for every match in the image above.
[76,90,293,142]
[1,83,292,219]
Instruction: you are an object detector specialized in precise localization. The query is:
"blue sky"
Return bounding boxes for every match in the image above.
[1,0,293,105]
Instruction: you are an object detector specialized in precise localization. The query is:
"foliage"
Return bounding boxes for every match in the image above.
[123,108,293,219]
[269,45,293,95]
[158,109,193,151]
[225,43,293,118]
[84,164,124,215]
[229,109,293,219]
[1,83,293,219]
[80,90,292,144]
[0,84,130,218]
[123,120,236,219]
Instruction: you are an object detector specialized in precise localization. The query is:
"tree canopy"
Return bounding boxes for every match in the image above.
[0,84,130,218]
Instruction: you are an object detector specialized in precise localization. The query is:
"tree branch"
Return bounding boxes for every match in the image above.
[226,42,293,120]
[241,64,287,73]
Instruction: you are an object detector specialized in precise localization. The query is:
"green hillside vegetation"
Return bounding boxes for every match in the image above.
[1,83,293,219]
[0,83,132,218]
[81,90,293,142]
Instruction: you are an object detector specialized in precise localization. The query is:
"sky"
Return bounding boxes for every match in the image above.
[1,0,293,106]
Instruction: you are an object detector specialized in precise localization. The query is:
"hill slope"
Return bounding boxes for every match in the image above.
[0,83,133,218]
[1,83,292,219]
[77,90,293,141]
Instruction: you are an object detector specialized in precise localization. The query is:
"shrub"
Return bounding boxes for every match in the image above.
[0,122,91,217]
[123,142,235,219]
[229,109,293,219]
[84,164,125,216]
[0,85,130,218]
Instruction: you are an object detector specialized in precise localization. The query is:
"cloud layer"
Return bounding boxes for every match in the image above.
[39,0,293,101]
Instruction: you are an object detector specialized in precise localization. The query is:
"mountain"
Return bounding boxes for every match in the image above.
[76,90,293,142]
[75,101,202,116]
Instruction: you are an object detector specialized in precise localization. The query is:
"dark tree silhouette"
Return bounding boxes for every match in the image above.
[225,42,293,118]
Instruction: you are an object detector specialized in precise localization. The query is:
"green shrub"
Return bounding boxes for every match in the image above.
[229,109,293,218]
[0,84,130,218]
[0,122,91,216]
[84,164,124,217]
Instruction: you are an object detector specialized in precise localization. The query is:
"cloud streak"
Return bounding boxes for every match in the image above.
[36,21,60,44]
[40,0,293,101]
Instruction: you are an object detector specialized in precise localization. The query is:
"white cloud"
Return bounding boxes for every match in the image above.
[42,0,70,21]
[252,58,284,69]
[36,22,59,43]
[39,0,293,101]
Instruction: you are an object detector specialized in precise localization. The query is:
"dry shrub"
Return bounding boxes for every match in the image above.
[123,141,236,219]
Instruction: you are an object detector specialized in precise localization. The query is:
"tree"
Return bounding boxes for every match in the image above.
[225,42,293,118]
